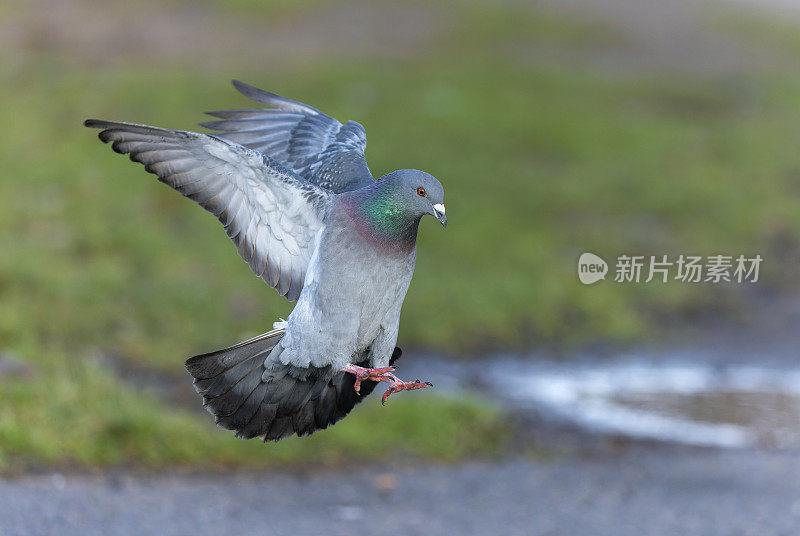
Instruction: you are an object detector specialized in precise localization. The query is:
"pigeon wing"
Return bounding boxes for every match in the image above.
[85,119,329,301]
[199,80,374,193]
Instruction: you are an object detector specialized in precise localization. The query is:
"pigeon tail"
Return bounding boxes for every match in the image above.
[185,328,402,441]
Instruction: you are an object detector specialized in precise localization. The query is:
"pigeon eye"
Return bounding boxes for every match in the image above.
[416,187,426,197]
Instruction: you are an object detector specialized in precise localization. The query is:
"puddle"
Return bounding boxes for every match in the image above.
[404,352,800,449]
[489,360,800,448]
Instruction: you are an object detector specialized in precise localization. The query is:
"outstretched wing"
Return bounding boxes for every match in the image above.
[199,80,374,193]
[85,119,329,301]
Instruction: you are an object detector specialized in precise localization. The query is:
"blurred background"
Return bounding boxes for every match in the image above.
[3,0,800,533]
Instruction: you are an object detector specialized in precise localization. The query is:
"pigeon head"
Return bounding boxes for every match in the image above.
[377,169,446,228]
[344,169,446,250]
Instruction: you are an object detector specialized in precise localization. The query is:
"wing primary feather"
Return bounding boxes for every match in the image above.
[199,84,374,193]
[86,119,328,302]
[231,80,321,115]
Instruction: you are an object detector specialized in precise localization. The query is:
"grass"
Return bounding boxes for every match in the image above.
[2,0,800,468]
[0,351,505,471]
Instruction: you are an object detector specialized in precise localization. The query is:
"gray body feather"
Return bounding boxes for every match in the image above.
[272,200,417,372]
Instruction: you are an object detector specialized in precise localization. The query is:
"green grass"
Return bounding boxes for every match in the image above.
[2,0,800,468]
[0,351,505,471]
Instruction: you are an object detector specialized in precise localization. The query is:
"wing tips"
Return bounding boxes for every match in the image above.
[231,79,282,104]
[84,118,109,129]
[231,80,321,115]
[84,119,177,138]
[85,118,150,130]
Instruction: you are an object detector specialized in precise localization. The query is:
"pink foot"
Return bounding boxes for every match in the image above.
[342,364,395,393]
[342,364,433,403]
[381,378,433,405]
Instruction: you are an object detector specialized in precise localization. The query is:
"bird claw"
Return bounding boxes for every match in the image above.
[342,364,396,393]
[381,378,433,405]
[342,364,433,402]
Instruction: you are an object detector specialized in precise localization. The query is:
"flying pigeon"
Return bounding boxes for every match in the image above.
[85,80,446,441]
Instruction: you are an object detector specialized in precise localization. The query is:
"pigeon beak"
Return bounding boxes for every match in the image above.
[432,203,447,228]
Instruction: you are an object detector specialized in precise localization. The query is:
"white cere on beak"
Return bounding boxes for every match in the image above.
[432,203,447,227]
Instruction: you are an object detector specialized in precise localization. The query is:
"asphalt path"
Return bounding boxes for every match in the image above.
[3,447,799,536]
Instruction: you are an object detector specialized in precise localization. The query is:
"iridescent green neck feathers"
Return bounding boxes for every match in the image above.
[345,181,420,250]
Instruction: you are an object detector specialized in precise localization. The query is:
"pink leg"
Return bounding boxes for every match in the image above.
[342,364,433,404]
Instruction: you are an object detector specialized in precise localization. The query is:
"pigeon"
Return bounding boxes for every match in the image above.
[84,80,446,441]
